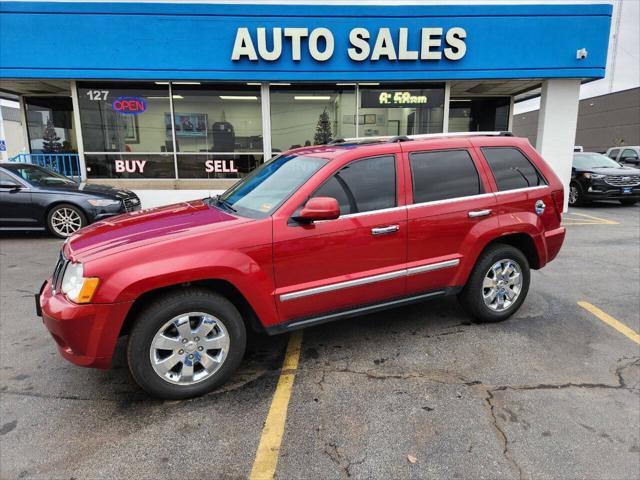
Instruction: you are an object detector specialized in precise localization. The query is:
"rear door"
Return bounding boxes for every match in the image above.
[477,145,553,240]
[272,153,408,323]
[402,142,497,295]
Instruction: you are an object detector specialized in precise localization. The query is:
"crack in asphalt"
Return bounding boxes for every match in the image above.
[308,356,639,480]
[484,388,525,480]
[323,441,366,478]
[481,357,639,480]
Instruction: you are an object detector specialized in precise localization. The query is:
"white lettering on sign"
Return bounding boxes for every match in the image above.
[115,159,147,173]
[444,27,467,60]
[205,160,239,173]
[232,27,467,62]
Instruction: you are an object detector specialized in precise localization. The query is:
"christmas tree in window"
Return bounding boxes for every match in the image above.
[42,119,62,153]
[313,109,333,145]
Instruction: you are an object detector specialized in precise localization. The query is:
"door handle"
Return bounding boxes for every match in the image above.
[468,209,492,218]
[371,225,400,236]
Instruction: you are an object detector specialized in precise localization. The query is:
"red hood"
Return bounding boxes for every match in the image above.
[66,200,250,261]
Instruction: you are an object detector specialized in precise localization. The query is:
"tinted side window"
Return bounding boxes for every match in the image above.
[0,170,16,183]
[621,149,639,160]
[313,155,396,215]
[410,150,483,203]
[482,147,546,191]
[608,149,620,159]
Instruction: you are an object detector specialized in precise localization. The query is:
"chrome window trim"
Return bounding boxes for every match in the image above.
[407,192,495,210]
[493,185,548,195]
[339,205,407,219]
[279,258,460,302]
[404,186,548,210]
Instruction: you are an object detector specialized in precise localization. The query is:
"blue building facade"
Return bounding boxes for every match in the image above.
[0,1,612,206]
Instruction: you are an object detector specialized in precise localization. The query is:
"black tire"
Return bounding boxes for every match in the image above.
[46,203,87,239]
[619,199,637,206]
[568,181,585,207]
[458,244,530,323]
[127,289,246,400]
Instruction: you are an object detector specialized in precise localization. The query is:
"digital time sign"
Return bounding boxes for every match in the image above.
[360,89,445,109]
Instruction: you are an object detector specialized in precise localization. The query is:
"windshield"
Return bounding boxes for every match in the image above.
[573,153,621,170]
[4,164,75,186]
[217,154,327,218]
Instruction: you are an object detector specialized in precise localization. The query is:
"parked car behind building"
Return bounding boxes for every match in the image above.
[605,146,640,166]
[570,152,640,206]
[0,163,141,238]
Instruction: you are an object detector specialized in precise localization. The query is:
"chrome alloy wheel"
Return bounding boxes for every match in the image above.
[569,185,579,205]
[50,207,82,237]
[482,259,523,312]
[150,312,230,385]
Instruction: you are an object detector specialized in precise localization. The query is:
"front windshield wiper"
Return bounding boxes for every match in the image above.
[214,195,237,213]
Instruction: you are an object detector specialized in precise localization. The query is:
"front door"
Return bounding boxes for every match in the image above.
[273,154,407,323]
[0,170,36,228]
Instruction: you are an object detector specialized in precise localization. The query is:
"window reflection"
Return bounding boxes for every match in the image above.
[270,84,356,152]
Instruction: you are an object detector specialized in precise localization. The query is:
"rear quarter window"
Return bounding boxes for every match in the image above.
[481,147,546,191]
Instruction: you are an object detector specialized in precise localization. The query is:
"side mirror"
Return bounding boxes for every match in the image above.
[295,197,340,223]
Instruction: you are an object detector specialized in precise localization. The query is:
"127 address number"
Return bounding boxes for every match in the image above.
[85,90,110,101]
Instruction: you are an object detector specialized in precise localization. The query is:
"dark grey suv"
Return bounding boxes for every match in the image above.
[0,163,141,238]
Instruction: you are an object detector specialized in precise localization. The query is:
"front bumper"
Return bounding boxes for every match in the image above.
[38,280,133,369]
[582,182,640,201]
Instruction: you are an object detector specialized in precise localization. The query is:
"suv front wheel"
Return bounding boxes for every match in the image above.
[127,289,246,399]
[458,244,530,322]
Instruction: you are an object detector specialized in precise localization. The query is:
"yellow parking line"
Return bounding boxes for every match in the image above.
[578,301,640,345]
[249,330,304,480]
[563,212,619,225]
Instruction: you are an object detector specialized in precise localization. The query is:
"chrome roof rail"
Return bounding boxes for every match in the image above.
[334,131,514,144]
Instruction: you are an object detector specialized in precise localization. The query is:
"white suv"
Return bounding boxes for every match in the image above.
[606,146,640,166]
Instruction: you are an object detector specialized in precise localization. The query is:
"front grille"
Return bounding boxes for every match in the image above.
[122,195,141,212]
[51,251,69,292]
[604,175,640,187]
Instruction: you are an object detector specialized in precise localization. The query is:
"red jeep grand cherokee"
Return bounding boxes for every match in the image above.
[38,133,566,399]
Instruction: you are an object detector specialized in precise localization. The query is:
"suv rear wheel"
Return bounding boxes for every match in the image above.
[127,289,246,399]
[458,244,530,322]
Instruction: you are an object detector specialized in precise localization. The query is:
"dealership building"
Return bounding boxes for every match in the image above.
[0,1,613,208]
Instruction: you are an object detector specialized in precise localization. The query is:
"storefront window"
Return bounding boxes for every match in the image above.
[172,83,263,178]
[448,97,510,132]
[78,82,173,178]
[270,84,356,153]
[25,97,77,154]
[359,84,445,137]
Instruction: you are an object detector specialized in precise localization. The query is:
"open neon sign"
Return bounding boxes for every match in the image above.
[112,96,147,115]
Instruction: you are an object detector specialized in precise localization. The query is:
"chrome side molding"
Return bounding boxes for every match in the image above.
[279,258,460,302]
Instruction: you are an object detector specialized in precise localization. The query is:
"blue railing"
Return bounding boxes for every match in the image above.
[9,153,82,184]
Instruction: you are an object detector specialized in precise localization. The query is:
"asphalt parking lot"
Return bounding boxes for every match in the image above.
[1,202,639,480]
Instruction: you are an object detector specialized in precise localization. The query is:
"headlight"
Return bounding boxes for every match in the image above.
[87,199,121,207]
[61,262,100,303]
[584,173,605,179]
